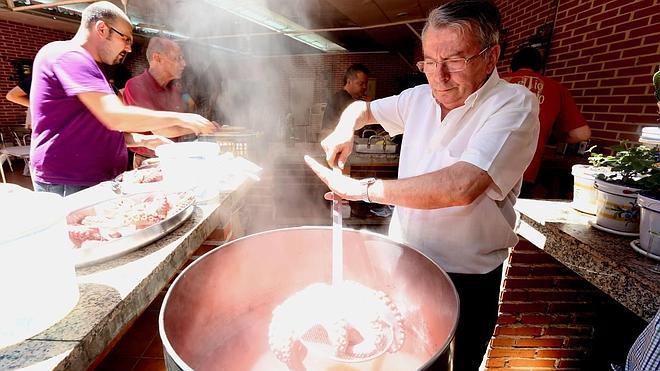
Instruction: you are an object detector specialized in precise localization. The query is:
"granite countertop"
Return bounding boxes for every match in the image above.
[0,182,251,370]
[515,199,660,321]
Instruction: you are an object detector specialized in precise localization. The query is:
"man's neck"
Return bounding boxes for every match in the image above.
[148,68,172,88]
[343,87,358,99]
[73,31,102,63]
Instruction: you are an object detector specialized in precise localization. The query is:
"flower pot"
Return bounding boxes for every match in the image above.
[637,192,660,256]
[572,165,609,215]
[594,179,642,233]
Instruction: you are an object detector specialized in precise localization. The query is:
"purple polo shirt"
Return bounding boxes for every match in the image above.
[30,41,127,186]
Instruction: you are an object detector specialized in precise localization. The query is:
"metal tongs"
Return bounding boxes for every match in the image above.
[331,168,343,285]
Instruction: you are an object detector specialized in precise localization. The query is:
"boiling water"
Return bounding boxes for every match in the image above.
[264,193,406,368]
[194,303,427,371]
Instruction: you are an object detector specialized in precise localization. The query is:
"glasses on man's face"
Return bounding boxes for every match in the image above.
[416,46,491,74]
[107,24,133,45]
[166,54,185,63]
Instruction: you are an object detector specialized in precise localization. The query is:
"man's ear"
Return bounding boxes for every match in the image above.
[94,20,107,37]
[487,44,501,73]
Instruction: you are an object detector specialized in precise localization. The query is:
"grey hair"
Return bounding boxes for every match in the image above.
[80,1,131,29]
[146,37,177,62]
[421,0,501,49]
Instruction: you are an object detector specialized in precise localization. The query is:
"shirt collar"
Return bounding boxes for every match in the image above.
[463,69,500,109]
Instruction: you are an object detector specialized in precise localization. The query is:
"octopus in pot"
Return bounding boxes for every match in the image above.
[268,280,405,369]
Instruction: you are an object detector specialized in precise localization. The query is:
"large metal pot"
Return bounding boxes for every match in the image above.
[160,227,459,370]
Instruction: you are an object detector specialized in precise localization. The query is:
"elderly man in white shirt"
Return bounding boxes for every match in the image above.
[305,0,539,369]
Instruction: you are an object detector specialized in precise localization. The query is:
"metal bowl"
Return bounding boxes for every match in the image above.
[160,227,459,370]
[68,191,195,267]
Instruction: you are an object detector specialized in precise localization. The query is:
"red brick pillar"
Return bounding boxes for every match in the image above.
[486,239,599,369]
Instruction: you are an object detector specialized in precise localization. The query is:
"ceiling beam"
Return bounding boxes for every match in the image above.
[406,23,421,40]
[11,0,96,12]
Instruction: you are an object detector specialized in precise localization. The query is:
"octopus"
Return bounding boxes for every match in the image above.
[268,280,405,370]
[66,191,194,248]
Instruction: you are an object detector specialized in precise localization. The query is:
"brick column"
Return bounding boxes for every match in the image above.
[486,239,599,369]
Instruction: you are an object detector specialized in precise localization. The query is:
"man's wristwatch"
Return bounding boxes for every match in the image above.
[360,177,377,203]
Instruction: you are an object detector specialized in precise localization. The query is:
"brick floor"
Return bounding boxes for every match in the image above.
[94,243,216,371]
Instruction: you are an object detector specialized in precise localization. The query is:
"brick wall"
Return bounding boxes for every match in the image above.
[488,0,659,368]
[495,0,660,149]
[488,239,599,369]
[0,20,71,129]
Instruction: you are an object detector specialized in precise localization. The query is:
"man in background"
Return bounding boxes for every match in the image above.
[321,63,370,136]
[123,36,195,167]
[30,1,215,196]
[502,46,591,197]
[6,73,31,128]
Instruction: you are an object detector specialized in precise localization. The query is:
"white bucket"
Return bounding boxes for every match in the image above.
[571,165,608,215]
[637,192,660,255]
[0,185,80,348]
[594,179,642,233]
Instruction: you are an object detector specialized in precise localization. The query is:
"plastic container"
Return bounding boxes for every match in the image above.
[637,192,660,255]
[571,165,608,215]
[0,184,80,348]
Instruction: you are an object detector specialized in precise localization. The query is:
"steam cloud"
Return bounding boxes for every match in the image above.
[158,0,334,233]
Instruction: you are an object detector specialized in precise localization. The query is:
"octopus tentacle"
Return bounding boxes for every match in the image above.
[268,280,404,368]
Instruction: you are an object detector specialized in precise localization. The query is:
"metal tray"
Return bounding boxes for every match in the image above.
[69,192,195,267]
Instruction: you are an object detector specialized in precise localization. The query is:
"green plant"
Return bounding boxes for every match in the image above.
[588,141,660,193]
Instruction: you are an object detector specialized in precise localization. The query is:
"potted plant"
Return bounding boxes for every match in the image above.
[588,142,660,235]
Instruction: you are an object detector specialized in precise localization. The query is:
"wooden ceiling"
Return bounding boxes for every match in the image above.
[0,0,449,58]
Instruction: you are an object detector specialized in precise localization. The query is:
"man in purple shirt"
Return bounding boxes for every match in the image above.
[30,1,215,196]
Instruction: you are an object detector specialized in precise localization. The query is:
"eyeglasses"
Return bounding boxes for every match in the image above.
[416,46,491,74]
[165,54,185,63]
[107,24,133,45]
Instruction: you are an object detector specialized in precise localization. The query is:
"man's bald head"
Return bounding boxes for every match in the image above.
[146,37,179,63]
[145,37,186,85]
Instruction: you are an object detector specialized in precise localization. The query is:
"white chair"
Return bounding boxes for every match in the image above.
[0,153,11,183]
[0,133,15,183]
[2,131,30,177]
[308,103,327,142]
[12,130,29,146]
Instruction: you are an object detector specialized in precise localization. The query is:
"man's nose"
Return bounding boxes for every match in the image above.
[124,43,132,53]
[437,63,451,81]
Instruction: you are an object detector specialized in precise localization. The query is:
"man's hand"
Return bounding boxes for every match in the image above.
[125,133,173,150]
[320,130,354,170]
[320,101,375,169]
[174,113,217,135]
[304,155,366,201]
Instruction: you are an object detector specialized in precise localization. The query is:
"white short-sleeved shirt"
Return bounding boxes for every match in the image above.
[370,71,539,274]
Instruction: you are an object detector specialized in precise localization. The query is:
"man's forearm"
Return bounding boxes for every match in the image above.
[336,101,376,135]
[6,86,29,108]
[78,92,177,131]
[369,162,493,209]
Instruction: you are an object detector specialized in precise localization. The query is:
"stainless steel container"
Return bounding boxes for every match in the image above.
[160,227,459,370]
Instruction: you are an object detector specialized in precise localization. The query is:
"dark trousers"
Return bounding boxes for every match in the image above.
[447,264,503,371]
